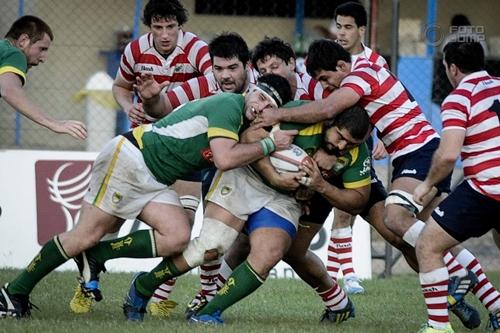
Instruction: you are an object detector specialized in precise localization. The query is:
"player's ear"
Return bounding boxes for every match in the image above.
[16,33,31,49]
[287,57,296,71]
[449,63,458,76]
[336,60,349,72]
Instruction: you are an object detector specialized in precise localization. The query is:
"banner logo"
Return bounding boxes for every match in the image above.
[35,160,93,245]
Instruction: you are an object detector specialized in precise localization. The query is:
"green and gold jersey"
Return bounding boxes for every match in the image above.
[135,93,244,185]
[328,143,371,189]
[264,100,371,192]
[0,39,27,87]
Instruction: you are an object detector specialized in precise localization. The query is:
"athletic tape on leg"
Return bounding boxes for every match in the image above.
[385,190,423,216]
[402,220,425,247]
[183,218,239,268]
[180,195,200,213]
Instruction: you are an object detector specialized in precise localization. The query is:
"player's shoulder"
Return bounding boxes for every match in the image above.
[206,92,244,106]
[123,33,152,54]
[0,40,25,61]
[179,30,207,47]
[347,142,369,166]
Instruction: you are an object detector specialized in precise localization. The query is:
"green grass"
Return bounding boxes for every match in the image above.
[0,269,498,333]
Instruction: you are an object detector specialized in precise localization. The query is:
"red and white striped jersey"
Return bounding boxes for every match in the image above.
[341,58,438,159]
[118,30,212,91]
[441,70,500,200]
[297,72,330,101]
[166,67,259,110]
[351,45,389,69]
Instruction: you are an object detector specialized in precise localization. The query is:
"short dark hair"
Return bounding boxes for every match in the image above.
[329,104,370,140]
[5,15,54,42]
[142,0,188,27]
[209,32,250,65]
[334,1,367,28]
[251,37,296,70]
[306,39,351,77]
[451,14,471,27]
[443,42,485,74]
[257,74,293,107]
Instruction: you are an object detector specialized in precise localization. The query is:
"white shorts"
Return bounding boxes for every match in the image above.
[206,167,301,229]
[84,136,181,220]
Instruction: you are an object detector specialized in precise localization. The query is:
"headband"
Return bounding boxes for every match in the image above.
[255,82,283,107]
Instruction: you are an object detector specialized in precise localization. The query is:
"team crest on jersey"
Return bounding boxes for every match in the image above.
[201,148,213,162]
[174,64,190,73]
[360,158,370,176]
[332,157,349,175]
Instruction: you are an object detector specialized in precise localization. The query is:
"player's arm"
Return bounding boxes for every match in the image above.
[112,73,134,112]
[239,124,302,191]
[135,73,175,118]
[0,72,87,139]
[209,127,298,171]
[300,158,369,214]
[113,74,149,125]
[258,87,360,127]
[414,129,464,204]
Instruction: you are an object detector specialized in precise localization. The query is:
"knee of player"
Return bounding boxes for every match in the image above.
[414,229,440,257]
[259,243,288,266]
[383,209,408,237]
[173,230,191,252]
[65,229,101,251]
[182,218,239,268]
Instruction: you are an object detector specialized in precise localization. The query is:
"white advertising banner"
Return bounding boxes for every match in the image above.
[0,150,371,279]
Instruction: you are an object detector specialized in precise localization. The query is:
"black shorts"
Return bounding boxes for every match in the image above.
[432,181,500,242]
[180,170,203,182]
[392,138,451,195]
[301,165,386,224]
[201,167,217,199]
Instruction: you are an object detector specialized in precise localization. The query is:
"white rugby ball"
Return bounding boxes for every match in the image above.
[270,144,311,173]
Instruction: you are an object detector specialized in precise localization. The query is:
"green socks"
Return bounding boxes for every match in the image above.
[8,237,69,295]
[135,257,182,297]
[87,230,157,263]
[198,260,265,316]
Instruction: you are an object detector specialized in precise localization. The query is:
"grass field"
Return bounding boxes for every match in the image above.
[0,268,498,333]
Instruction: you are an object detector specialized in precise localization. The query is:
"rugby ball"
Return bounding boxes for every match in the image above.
[270,144,311,173]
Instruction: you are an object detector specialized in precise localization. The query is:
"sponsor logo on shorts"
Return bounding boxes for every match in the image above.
[112,191,123,204]
[401,169,417,175]
[35,160,94,245]
[435,207,445,217]
[221,186,232,196]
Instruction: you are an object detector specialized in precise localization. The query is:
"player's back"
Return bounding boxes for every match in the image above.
[442,71,500,197]
[342,58,438,159]
[138,93,245,185]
